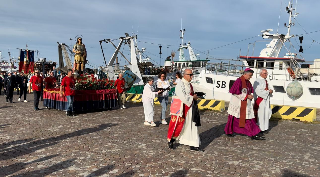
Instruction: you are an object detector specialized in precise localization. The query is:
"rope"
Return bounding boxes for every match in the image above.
[207,35,260,51]
[294,19,320,45]
[99,41,107,66]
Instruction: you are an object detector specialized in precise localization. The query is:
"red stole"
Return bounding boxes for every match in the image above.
[254,80,268,121]
[167,83,194,141]
[239,76,248,128]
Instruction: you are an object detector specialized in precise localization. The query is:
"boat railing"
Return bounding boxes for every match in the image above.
[207,60,320,81]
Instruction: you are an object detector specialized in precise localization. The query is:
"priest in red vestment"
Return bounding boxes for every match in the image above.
[167,69,201,151]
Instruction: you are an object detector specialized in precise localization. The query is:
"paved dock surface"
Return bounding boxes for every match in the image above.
[0,94,319,176]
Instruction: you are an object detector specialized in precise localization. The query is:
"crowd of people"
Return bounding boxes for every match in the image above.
[0,71,36,103]
[140,68,273,151]
[0,68,70,110]
[1,66,273,151]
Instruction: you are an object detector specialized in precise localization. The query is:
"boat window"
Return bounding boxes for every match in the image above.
[247,60,254,67]
[206,77,213,84]
[192,61,200,67]
[257,61,264,68]
[279,62,283,70]
[309,88,320,95]
[266,62,275,69]
[284,61,290,68]
[273,86,286,93]
[229,80,236,90]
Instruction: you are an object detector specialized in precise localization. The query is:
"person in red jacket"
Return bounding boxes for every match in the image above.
[60,69,76,116]
[115,73,126,109]
[44,71,57,89]
[28,69,43,111]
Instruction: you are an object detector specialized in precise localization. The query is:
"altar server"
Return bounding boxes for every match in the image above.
[224,68,265,140]
[253,69,273,134]
[142,77,162,127]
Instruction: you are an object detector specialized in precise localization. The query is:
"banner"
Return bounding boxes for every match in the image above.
[19,50,35,74]
[28,50,34,73]
[19,50,24,72]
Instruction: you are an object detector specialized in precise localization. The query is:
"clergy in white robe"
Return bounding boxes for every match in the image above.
[167,69,201,151]
[253,69,273,132]
[142,77,160,126]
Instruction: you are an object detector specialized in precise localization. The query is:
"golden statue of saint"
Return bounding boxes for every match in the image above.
[73,37,87,73]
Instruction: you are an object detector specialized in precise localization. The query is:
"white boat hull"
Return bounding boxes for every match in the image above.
[192,73,320,108]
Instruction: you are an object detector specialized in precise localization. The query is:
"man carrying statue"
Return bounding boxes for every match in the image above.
[73,37,87,74]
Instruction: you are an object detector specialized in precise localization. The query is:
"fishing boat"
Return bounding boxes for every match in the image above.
[0,60,17,73]
[191,0,320,108]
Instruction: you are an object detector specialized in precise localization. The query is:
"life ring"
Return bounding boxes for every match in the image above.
[287,67,296,79]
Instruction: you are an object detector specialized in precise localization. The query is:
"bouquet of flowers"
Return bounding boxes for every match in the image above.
[75,74,115,90]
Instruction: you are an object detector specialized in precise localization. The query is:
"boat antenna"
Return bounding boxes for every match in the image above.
[180,18,185,46]
[277,1,283,34]
[136,26,139,36]
[286,0,299,37]
[159,44,162,67]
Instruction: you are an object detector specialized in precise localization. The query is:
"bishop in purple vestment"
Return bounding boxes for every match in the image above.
[224,68,264,140]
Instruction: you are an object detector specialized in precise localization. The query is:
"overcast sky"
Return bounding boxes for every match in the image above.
[1,0,320,68]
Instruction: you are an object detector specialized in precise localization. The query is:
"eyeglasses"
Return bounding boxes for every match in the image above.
[161,75,165,77]
[185,74,193,76]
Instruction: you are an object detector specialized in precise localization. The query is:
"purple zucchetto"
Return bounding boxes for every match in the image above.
[244,68,254,73]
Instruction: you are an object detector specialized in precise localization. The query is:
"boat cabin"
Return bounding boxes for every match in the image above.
[240,53,305,70]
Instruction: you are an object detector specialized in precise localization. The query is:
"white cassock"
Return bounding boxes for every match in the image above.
[253,76,272,131]
[176,78,200,147]
[142,84,157,122]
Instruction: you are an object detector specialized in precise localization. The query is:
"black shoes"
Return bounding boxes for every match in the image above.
[226,133,235,137]
[168,139,175,149]
[251,135,266,140]
[190,146,201,151]
[67,112,76,116]
[167,140,202,151]
[168,142,174,149]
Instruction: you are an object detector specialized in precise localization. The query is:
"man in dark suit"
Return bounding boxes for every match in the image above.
[18,72,28,102]
[14,71,20,95]
[3,73,7,95]
[4,72,15,103]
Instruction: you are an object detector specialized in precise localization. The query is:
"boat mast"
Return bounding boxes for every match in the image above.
[286,0,298,38]
[180,19,184,47]
[179,19,187,61]
[259,0,298,58]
